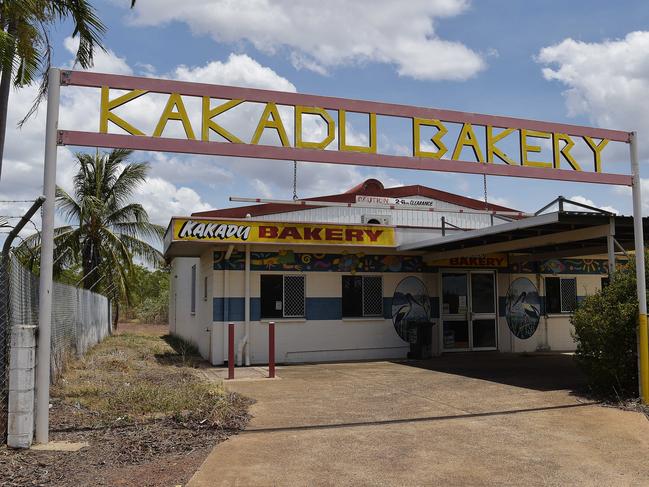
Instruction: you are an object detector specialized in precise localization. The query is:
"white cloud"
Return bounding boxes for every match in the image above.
[127,0,486,81]
[136,177,211,223]
[613,178,649,216]
[567,195,619,215]
[537,32,649,160]
[251,178,274,199]
[485,195,512,209]
[174,54,296,92]
[63,36,133,75]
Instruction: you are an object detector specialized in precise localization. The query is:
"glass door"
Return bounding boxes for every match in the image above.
[441,271,497,351]
[469,271,497,350]
[441,272,470,351]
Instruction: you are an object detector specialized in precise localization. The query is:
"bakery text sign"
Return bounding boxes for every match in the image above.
[170,218,396,247]
[57,70,633,186]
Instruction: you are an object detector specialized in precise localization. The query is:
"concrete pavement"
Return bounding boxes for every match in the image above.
[188,354,649,486]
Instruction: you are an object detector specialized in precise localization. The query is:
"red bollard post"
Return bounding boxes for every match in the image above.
[268,321,275,378]
[228,322,235,380]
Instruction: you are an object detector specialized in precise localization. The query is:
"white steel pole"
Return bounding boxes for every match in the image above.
[35,68,60,443]
[630,132,648,403]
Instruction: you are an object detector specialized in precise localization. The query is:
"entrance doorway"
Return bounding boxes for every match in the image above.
[440,271,497,351]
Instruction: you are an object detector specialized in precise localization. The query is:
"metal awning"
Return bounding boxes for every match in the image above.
[398,211,649,262]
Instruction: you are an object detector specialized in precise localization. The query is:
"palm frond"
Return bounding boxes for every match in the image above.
[55,186,82,223]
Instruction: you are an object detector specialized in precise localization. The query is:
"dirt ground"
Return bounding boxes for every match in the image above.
[0,323,250,487]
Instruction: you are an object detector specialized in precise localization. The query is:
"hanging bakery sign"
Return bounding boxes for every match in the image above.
[57,70,632,186]
[167,218,396,247]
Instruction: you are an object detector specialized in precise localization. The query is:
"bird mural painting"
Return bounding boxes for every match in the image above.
[392,288,431,342]
[505,278,542,340]
[509,291,541,323]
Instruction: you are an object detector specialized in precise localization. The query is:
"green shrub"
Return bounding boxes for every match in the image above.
[571,250,648,399]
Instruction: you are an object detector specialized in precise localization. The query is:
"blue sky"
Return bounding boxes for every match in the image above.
[3,0,649,232]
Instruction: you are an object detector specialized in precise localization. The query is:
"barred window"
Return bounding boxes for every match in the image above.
[342,275,383,318]
[545,277,577,313]
[260,275,305,319]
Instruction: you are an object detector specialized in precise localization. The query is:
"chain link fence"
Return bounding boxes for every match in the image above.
[1,254,111,441]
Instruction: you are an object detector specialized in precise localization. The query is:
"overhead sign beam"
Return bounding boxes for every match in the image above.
[58,70,633,186]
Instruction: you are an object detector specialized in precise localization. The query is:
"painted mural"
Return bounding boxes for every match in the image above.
[508,258,609,275]
[505,278,541,339]
[213,251,612,275]
[391,277,433,343]
[213,250,434,273]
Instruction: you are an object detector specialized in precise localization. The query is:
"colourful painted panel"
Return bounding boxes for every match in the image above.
[214,251,435,273]
[508,258,610,275]
[214,252,611,275]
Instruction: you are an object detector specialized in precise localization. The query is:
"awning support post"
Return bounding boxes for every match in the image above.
[630,132,648,403]
[607,216,616,276]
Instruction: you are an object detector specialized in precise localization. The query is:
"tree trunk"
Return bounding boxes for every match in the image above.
[0,22,16,182]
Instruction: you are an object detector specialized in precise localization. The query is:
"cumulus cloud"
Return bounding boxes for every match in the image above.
[127,0,486,81]
[537,32,649,159]
[567,195,619,215]
[174,54,296,92]
[137,177,211,223]
[613,178,649,216]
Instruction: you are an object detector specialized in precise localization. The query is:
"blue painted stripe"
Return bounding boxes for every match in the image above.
[214,297,396,321]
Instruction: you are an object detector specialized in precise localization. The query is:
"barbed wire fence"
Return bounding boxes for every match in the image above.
[1,253,111,442]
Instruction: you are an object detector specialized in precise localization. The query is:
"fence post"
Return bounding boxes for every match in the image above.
[268,321,275,379]
[7,325,36,448]
[228,322,235,380]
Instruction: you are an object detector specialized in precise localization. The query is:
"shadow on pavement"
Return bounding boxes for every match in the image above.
[393,352,587,393]
[242,401,597,434]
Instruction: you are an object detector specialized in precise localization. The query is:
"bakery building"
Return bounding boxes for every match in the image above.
[164,178,646,366]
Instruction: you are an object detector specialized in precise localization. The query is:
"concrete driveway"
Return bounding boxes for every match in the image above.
[188,354,649,486]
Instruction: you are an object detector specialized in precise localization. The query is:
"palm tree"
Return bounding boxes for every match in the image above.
[0,0,137,181]
[19,148,164,327]
[59,148,163,325]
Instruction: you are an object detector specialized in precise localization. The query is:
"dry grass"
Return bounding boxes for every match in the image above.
[51,331,250,429]
[0,329,251,487]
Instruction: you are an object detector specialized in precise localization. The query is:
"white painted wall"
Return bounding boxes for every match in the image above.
[172,248,605,364]
[169,256,212,358]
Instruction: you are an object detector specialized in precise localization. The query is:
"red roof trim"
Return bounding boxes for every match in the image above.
[192,179,518,218]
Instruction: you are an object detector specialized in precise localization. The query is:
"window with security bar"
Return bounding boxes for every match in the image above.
[260,275,305,319]
[342,275,383,318]
[545,277,577,313]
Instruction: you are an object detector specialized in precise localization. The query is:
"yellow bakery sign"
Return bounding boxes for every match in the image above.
[171,218,395,247]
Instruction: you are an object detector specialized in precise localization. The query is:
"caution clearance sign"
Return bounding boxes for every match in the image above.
[171,218,396,247]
